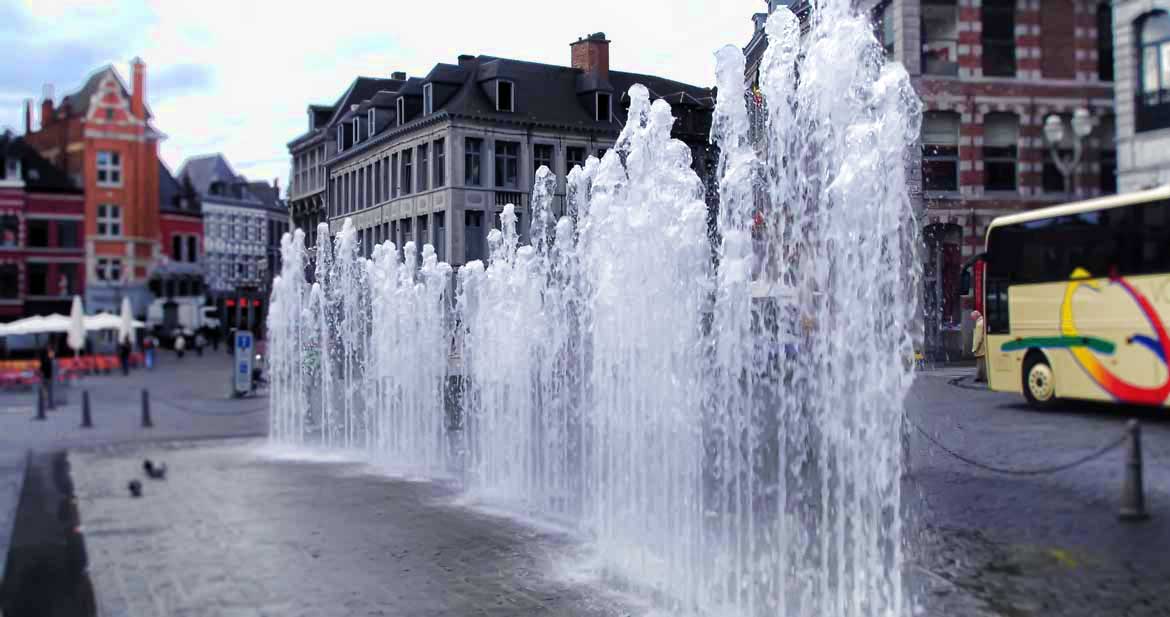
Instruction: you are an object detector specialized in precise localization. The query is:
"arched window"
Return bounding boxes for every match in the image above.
[1137,11,1170,131]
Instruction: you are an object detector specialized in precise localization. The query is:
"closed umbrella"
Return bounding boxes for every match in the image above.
[118,297,136,346]
[67,296,86,353]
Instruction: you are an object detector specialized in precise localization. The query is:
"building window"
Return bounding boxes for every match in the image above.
[423,83,433,115]
[1098,3,1114,81]
[0,215,16,247]
[1137,11,1170,132]
[96,151,122,186]
[57,221,80,248]
[982,0,1016,77]
[96,258,122,282]
[396,97,406,126]
[26,263,47,295]
[596,92,612,122]
[187,235,198,262]
[465,137,483,186]
[434,138,446,187]
[1097,114,1117,194]
[983,113,1018,191]
[417,143,429,192]
[465,210,484,261]
[97,204,122,237]
[401,149,413,195]
[27,220,50,247]
[494,141,519,188]
[497,80,515,112]
[352,117,361,144]
[0,264,16,298]
[921,111,960,192]
[391,153,399,197]
[374,160,382,202]
[877,0,896,60]
[172,235,183,261]
[534,144,554,178]
[368,108,376,138]
[566,146,586,171]
[337,125,344,151]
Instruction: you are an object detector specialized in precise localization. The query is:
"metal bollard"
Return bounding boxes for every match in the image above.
[141,389,153,428]
[35,385,46,420]
[1120,419,1149,521]
[80,390,92,428]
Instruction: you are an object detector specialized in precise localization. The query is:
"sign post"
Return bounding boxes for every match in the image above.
[234,330,254,397]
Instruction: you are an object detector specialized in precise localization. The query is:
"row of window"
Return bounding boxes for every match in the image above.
[170,234,200,263]
[0,262,80,298]
[920,111,1117,194]
[292,145,327,196]
[906,0,1114,81]
[206,213,267,243]
[0,216,82,249]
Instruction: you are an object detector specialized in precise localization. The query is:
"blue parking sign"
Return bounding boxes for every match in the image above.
[234,330,254,394]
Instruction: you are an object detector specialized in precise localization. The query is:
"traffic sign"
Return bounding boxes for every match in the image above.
[234,330,254,395]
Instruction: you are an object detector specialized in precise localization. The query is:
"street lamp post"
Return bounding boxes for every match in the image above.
[1043,108,1094,199]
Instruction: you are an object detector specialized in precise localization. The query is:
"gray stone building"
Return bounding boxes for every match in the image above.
[177,154,288,335]
[289,34,715,266]
[1114,1,1170,191]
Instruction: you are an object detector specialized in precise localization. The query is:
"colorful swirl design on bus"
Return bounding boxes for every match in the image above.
[1003,268,1170,405]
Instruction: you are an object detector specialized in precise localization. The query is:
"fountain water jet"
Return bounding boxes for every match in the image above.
[268,2,920,614]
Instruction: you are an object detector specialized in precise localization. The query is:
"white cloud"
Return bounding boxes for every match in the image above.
[2,0,761,194]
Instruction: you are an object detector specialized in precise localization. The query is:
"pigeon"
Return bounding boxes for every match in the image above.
[143,459,167,480]
[128,479,143,498]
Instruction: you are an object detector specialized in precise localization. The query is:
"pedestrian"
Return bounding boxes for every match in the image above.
[972,310,987,383]
[119,337,131,376]
[175,333,187,359]
[38,344,55,410]
[194,332,206,357]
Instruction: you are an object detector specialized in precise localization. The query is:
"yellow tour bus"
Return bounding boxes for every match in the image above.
[982,185,1170,408]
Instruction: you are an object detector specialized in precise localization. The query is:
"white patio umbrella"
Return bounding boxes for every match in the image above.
[67,295,86,353]
[118,297,136,345]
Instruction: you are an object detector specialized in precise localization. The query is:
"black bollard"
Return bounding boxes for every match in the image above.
[80,390,92,428]
[35,384,46,420]
[141,389,153,428]
[1120,419,1149,521]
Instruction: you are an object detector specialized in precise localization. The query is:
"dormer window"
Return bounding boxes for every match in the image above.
[367,109,376,138]
[497,80,514,112]
[423,84,433,115]
[396,97,405,126]
[352,118,361,143]
[595,92,612,122]
[337,125,344,151]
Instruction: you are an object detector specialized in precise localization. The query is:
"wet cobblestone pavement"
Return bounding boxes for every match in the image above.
[73,440,635,617]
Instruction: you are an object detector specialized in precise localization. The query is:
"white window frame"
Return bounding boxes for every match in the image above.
[595,92,612,122]
[96,258,123,282]
[396,97,406,126]
[96,151,122,186]
[423,84,433,115]
[96,204,122,237]
[352,117,361,143]
[496,80,515,112]
[337,125,344,151]
[368,108,376,138]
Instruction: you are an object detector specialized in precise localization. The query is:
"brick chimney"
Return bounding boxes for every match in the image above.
[131,57,146,119]
[40,84,54,129]
[24,99,33,134]
[571,32,610,80]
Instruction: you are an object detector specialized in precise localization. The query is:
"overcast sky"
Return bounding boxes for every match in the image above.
[0,0,762,195]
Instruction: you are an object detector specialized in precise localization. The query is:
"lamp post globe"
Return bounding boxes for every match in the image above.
[1043,114,1065,146]
[1072,107,1093,138]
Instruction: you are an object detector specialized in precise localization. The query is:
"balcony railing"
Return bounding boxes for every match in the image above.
[495,191,524,208]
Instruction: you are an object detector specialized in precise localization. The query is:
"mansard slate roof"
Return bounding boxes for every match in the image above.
[158,161,201,216]
[0,131,80,193]
[177,153,282,212]
[328,54,714,161]
[245,181,285,212]
[177,153,251,199]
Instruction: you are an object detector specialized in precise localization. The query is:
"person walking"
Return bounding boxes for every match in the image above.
[194,332,206,357]
[38,344,56,410]
[972,310,987,383]
[175,333,187,359]
[119,337,132,376]
[144,335,156,370]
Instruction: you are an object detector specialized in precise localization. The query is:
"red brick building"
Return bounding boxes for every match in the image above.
[0,132,86,322]
[23,58,165,315]
[746,0,1116,359]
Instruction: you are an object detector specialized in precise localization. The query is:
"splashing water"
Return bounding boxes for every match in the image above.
[268,3,920,615]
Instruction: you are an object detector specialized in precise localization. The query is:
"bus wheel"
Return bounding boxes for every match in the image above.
[1022,354,1057,409]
